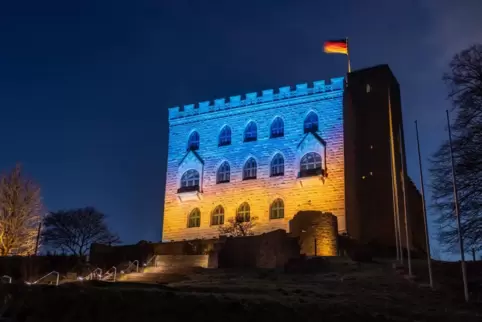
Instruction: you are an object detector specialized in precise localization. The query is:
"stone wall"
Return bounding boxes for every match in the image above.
[90,242,153,269]
[154,255,209,272]
[289,211,338,256]
[163,78,345,241]
[89,239,217,269]
[217,229,300,269]
[90,231,298,271]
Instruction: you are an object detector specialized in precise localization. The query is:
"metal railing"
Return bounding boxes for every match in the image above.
[26,271,60,286]
[79,268,102,281]
[144,255,157,268]
[1,275,12,284]
[101,266,117,282]
[131,260,139,273]
[123,261,137,274]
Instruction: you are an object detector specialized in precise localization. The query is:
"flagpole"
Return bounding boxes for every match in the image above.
[446,110,469,302]
[388,89,403,263]
[415,120,433,288]
[399,126,412,277]
[389,137,400,261]
[346,37,351,73]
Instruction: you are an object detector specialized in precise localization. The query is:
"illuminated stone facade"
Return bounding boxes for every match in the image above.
[163,78,346,241]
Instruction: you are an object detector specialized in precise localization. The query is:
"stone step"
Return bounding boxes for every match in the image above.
[121,273,166,283]
[119,272,188,284]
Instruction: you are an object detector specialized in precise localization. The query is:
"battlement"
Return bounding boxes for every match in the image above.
[168,77,344,120]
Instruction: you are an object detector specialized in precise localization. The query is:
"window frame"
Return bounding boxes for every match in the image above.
[218,126,232,146]
[303,112,319,133]
[270,117,284,138]
[178,169,200,193]
[216,161,231,184]
[270,199,284,219]
[299,152,323,177]
[236,202,250,222]
[270,153,285,177]
[211,205,225,226]
[188,208,201,228]
[187,131,200,150]
[244,121,257,142]
[243,157,257,180]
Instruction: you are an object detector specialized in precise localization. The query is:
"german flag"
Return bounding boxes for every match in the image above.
[323,39,348,55]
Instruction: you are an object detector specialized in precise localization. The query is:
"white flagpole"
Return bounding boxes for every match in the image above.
[399,126,412,277]
[388,90,403,263]
[415,120,434,288]
[446,110,469,302]
[389,138,400,261]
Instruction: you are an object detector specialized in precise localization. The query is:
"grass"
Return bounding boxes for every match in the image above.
[0,258,480,321]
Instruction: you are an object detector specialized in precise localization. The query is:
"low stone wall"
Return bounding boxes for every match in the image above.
[154,255,209,272]
[217,229,300,269]
[89,239,217,269]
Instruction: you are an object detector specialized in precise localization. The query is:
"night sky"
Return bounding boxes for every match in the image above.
[1,1,481,245]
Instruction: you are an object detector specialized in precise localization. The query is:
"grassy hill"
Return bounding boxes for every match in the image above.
[0,258,480,321]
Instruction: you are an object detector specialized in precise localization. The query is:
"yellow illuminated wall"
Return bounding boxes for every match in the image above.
[163,78,345,241]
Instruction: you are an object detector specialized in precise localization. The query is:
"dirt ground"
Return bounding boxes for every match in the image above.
[0,258,480,322]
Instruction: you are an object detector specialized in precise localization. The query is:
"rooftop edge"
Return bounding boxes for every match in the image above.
[169,77,344,120]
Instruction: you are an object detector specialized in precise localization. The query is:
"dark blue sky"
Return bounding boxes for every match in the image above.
[1,0,481,245]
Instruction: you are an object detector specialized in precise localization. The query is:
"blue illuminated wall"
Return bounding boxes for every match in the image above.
[163,77,345,241]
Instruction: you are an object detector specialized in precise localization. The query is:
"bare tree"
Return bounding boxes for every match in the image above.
[0,164,43,256]
[430,44,482,253]
[42,207,120,256]
[218,216,258,237]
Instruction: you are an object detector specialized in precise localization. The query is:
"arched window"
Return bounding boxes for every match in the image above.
[211,205,224,226]
[270,199,284,219]
[244,121,257,142]
[219,126,231,146]
[217,161,230,183]
[236,202,250,222]
[304,112,318,133]
[270,153,284,177]
[188,208,201,228]
[300,152,323,177]
[179,169,200,192]
[187,131,200,150]
[270,117,284,138]
[243,157,257,180]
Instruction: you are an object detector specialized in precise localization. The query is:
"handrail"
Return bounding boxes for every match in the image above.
[81,268,102,281]
[102,266,117,282]
[27,271,60,286]
[131,260,139,272]
[124,261,137,273]
[144,255,157,267]
[2,275,12,284]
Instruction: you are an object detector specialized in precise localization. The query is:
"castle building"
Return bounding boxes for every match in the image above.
[163,65,426,253]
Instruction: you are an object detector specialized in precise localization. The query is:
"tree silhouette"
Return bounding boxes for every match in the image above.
[218,215,258,237]
[0,164,42,255]
[42,207,120,256]
[430,44,482,253]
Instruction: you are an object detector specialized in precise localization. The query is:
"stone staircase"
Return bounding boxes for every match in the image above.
[119,267,188,284]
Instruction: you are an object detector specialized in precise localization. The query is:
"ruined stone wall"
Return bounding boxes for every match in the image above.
[217,229,299,269]
[163,78,345,241]
[289,211,338,256]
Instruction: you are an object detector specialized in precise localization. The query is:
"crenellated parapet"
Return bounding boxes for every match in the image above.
[168,77,344,120]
